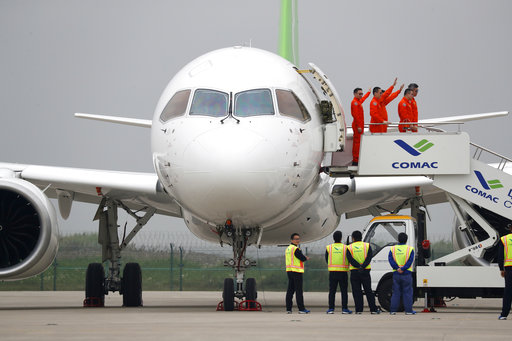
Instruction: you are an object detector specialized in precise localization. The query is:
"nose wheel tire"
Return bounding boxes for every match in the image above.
[245,278,257,307]
[122,263,142,307]
[85,263,105,302]
[222,278,235,311]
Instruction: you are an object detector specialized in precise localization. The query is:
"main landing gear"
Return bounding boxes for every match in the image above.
[217,221,262,311]
[84,198,155,307]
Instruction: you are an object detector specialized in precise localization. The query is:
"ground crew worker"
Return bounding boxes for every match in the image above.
[285,233,310,314]
[346,230,380,314]
[350,87,370,166]
[325,231,352,314]
[388,233,416,315]
[398,89,414,132]
[369,78,397,133]
[408,83,419,131]
[497,223,512,320]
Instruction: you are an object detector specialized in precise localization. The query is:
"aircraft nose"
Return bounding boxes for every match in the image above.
[188,125,268,171]
[174,123,288,225]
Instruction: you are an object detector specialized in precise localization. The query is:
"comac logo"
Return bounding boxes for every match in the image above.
[394,139,434,156]
[474,170,504,190]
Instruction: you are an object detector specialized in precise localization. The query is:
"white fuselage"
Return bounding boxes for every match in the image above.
[151,47,340,244]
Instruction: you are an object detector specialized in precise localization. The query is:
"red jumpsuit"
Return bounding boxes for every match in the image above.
[350,91,370,163]
[381,89,401,121]
[410,97,418,131]
[398,97,413,132]
[369,86,393,133]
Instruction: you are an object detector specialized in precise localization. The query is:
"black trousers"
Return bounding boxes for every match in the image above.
[502,267,512,317]
[328,271,349,310]
[286,271,305,311]
[350,269,377,312]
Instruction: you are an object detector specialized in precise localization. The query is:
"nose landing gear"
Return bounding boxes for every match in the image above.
[217,222,262,311]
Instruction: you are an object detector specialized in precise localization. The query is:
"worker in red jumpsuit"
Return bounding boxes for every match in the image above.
[408,83,419,132]
[369,78,397,133]
[382,83,404,123]
[350,87,370,166]
[398,89,414,132]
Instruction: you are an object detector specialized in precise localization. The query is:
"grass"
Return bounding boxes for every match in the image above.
[0,233,454,291]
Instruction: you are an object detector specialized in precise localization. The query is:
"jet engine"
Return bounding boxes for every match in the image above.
[0,178,59,280]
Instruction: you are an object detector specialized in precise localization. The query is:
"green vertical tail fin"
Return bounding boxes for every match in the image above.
[278,0,299,65]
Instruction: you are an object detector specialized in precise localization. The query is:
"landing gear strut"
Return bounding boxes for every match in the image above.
[84,198,155,307]
[218,222,261,311]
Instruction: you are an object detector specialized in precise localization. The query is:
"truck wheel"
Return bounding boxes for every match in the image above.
[377,277,404,312]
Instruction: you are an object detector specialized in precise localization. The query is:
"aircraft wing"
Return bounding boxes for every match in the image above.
[330,175,446,219]
[0,162,181,219]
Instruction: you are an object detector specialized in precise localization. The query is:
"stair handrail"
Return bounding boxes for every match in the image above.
[470,142,511,171]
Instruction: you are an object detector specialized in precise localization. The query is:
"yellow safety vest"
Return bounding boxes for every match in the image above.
[347,241,371,270]
[390,245,414,272]
[501,234,512,267]
[326,243,349,272]
[285,244,304,273]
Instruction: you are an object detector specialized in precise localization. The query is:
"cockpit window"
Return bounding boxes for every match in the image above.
[189,89,229,117]
[160,89,191,122]
[276,89,311,122]
[234,89,274,117]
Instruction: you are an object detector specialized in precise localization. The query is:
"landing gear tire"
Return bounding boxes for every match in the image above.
[85,263,105,301]
[122,263,142,307]
[377,276,403,312]
[222,278,235,311]
[245,278,257,308]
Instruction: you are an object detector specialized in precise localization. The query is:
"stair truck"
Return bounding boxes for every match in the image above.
[350,131,512,311]
[362,208,510,311]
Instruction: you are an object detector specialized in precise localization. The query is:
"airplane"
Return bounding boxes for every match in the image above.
[0,1,510,310]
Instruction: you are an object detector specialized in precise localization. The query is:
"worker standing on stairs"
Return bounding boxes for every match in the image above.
[408,83,419,132]
[498,223,512,320]
[350,87,371,166]
[388,233,416,315]
[382,83,404,124]
[398,89,414,132]
[369,78,397,133]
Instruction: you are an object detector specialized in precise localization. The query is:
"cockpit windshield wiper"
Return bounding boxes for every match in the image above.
[220,92,240,124]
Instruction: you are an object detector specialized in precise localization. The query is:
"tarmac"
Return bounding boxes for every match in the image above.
[0,291,510,341]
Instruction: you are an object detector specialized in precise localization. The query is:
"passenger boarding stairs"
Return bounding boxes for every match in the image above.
[326,127,512,265]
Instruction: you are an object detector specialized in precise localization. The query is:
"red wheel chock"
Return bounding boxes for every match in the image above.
[238,300,262,311]
[216,300,262,311]
[83,297,104,307]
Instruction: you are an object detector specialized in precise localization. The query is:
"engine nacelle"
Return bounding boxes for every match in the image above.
[0,178,59,280]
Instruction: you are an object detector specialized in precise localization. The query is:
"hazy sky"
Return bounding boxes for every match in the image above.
[1,0,511,243]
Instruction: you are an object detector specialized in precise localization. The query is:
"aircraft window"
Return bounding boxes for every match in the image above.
[160,90,191,122]
[190,89,229,117]
[363,221,407,257]
[276,89,311,122]
[234,89,274,117]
